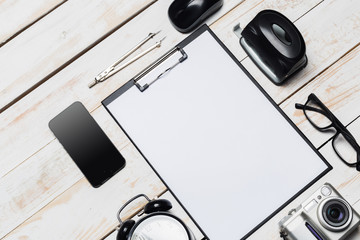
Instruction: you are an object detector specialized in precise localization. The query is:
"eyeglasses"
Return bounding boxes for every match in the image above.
[295,93,360,171]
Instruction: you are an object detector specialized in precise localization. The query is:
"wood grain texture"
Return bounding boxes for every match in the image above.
[0,0,66,45]
[0,0,318,236]
[280,44,360,148]
[241,0,360,104]
[0,0,243,238]
[2,141,166,240]
[0,0,242,191]
[0,106,130,238]
[2,0,360,239]
[0,0,155,112]
[0,0,156,179]
[0,0,321,185]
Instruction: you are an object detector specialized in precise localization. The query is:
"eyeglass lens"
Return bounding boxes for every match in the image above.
[332,132,358,166]
[304,99,332,129]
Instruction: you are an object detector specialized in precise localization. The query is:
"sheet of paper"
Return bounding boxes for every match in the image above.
[105,30,329,240]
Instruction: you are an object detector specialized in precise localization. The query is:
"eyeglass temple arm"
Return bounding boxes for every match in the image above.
[296,103,360,172]
[295,103,328,116]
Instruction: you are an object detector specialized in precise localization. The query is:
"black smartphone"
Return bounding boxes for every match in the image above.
[49,102,125,188]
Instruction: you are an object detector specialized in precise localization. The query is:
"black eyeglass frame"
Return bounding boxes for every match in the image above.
[295,93,360,171]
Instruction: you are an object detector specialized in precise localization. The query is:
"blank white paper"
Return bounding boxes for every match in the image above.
[106,30,329,240]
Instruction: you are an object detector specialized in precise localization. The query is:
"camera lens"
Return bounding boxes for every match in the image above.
[327,205,344,222]
[322,199,350,228]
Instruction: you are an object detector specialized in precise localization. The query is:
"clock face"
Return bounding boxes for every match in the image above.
[131,214,190,240]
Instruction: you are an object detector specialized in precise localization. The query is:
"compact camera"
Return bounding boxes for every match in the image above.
[279,183,360,240]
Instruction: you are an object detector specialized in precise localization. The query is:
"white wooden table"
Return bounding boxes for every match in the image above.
[1,0,360,239]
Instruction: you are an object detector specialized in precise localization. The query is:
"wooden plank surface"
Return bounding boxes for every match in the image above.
[0,0,244,239]
[0,0,245,179]
[0,0,156,178]
[0,0,348,239]
[0,106,130,237]
[1,140,166,240]
[0,0,66,45]
[1,0,360,239]
[0,0,244,199]
[0,0,322,186]
[0,0,155,112]
[0,1,322,237]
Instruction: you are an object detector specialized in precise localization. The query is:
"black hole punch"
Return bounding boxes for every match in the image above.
[272,24,292,46]
[249,26,258,35]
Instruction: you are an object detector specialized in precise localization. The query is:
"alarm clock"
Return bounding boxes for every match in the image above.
[116,194,195,240]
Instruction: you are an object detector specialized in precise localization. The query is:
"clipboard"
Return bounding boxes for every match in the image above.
[102,25,331,240]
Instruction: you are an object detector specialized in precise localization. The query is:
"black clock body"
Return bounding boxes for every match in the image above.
[117,195,195,240]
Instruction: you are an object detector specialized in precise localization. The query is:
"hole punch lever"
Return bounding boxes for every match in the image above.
[233,23,243,39]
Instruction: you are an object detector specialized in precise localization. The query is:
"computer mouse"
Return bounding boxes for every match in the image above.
[168,0,223,33]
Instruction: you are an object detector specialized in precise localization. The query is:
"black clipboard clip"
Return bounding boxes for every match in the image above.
[134,47,188,92]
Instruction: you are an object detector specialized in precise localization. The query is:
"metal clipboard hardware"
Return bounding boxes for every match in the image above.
[88,31,165,88]
[134,47,188,92]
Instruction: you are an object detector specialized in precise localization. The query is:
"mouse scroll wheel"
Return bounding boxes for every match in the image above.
[272,24,292,45]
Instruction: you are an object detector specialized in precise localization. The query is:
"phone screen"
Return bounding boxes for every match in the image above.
[49,102,125,188]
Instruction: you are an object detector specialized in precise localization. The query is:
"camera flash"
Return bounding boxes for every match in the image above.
[305,199,318,213]
[321,186,332,196]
